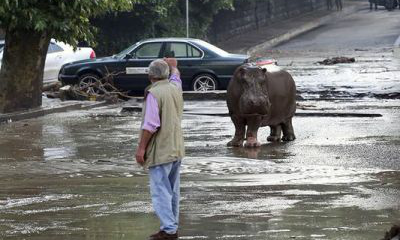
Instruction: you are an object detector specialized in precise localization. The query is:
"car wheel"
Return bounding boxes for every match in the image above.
[192,74,218,92]
[79,73,103,94]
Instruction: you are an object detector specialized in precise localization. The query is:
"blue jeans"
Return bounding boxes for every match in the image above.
[149,160,181,234]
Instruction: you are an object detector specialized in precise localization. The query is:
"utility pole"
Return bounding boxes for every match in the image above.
[186,0,189,38]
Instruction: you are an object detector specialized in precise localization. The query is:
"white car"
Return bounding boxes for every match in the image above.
[0,39,95,83]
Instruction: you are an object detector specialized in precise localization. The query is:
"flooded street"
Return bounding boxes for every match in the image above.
[1,95,399,239]
[1,5,400,240]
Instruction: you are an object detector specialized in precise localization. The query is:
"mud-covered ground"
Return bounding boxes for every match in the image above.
[1,5,400,240]
[0,96,399,240]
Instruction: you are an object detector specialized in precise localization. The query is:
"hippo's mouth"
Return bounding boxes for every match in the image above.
[239,101,269,115]
[238,93,270,115]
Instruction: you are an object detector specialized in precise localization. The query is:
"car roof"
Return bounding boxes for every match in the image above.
[139,37,200,44]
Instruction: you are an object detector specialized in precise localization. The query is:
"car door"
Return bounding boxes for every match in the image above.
[113,42,164,92]
[43,43,65,82]
[163,42,203,90]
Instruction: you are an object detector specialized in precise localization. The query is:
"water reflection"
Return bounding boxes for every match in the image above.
[43,125,76,161]
[0,122,44,162]
[228,142,294,160]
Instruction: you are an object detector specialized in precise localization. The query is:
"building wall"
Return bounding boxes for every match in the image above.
[209,0,326,43]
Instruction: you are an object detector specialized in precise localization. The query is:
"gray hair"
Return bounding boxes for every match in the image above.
[148,59,170,80]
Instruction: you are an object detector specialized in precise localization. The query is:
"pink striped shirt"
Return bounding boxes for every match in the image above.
[142,74,182,133]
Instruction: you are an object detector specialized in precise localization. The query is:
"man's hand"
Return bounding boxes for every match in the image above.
[135,147,146,166]
[164,58,180,76]
[164,58,178,68]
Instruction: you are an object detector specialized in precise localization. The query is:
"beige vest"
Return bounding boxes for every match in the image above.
[141,79,185,168]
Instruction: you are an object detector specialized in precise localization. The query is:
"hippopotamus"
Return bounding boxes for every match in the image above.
[226,64,296,147]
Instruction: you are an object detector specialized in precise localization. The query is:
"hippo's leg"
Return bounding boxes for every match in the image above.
[281,118,296,141]
[227,115,246,147]
[267,125,282,142]
[244,117,262,148]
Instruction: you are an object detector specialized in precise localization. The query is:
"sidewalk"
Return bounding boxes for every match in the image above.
[216,1,364,55]
[0,96,108,124]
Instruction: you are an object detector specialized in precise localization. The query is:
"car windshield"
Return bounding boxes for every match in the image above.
[114,42,140,58]
[193,39,229,56]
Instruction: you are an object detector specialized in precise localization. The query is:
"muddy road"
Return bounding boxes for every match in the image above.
[1,4,400,240]
[0,97,399,240]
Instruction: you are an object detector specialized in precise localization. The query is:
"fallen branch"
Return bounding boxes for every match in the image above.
[47,67,136,102]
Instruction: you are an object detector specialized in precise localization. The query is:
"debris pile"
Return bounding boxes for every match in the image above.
[44,70,134,103]
[318,57,355,65]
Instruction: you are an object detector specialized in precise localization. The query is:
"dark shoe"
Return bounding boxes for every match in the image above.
[149,230,178,240]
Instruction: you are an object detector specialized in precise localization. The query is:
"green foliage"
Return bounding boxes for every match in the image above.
[0,0,135,47]
[156,0,234,38]
[93,0,235,56]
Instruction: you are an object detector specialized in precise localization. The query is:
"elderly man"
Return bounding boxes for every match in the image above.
[136,58,184,240]
[327,0,333,10]
[335,0,343,10]
[369,0,378,10]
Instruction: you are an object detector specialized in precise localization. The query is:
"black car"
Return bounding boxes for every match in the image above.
[59,38,248,93]
[370,0,399,10]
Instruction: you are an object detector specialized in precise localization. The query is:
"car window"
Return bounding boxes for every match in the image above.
[52,43,64,52]
[193,40,229,56]
[169,42,202,58]
[135,43,162,59]
[116,42,140,58]
[47,43,64,53]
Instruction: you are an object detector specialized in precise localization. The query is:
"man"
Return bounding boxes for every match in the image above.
[327,0,333,10]
[369,0,378,10]
[335,0,343,10]
[136,58,185,240]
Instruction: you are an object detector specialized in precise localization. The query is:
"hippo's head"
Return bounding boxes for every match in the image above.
[234,65,271,116]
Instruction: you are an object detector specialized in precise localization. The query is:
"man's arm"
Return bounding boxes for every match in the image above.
[135,93,160,166]
[164,58,182,89]
[136,130,154,166]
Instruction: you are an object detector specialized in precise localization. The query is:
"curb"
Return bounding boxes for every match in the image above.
[247,5,360,55]
[184,111,382,118]
[0,101,108,124]
[183,91,227,101]
[394,35,400,58]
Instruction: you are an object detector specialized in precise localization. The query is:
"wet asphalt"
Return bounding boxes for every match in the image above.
[1,4,400,240]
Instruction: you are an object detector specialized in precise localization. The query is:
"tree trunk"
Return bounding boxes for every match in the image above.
[0,28,50,113]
